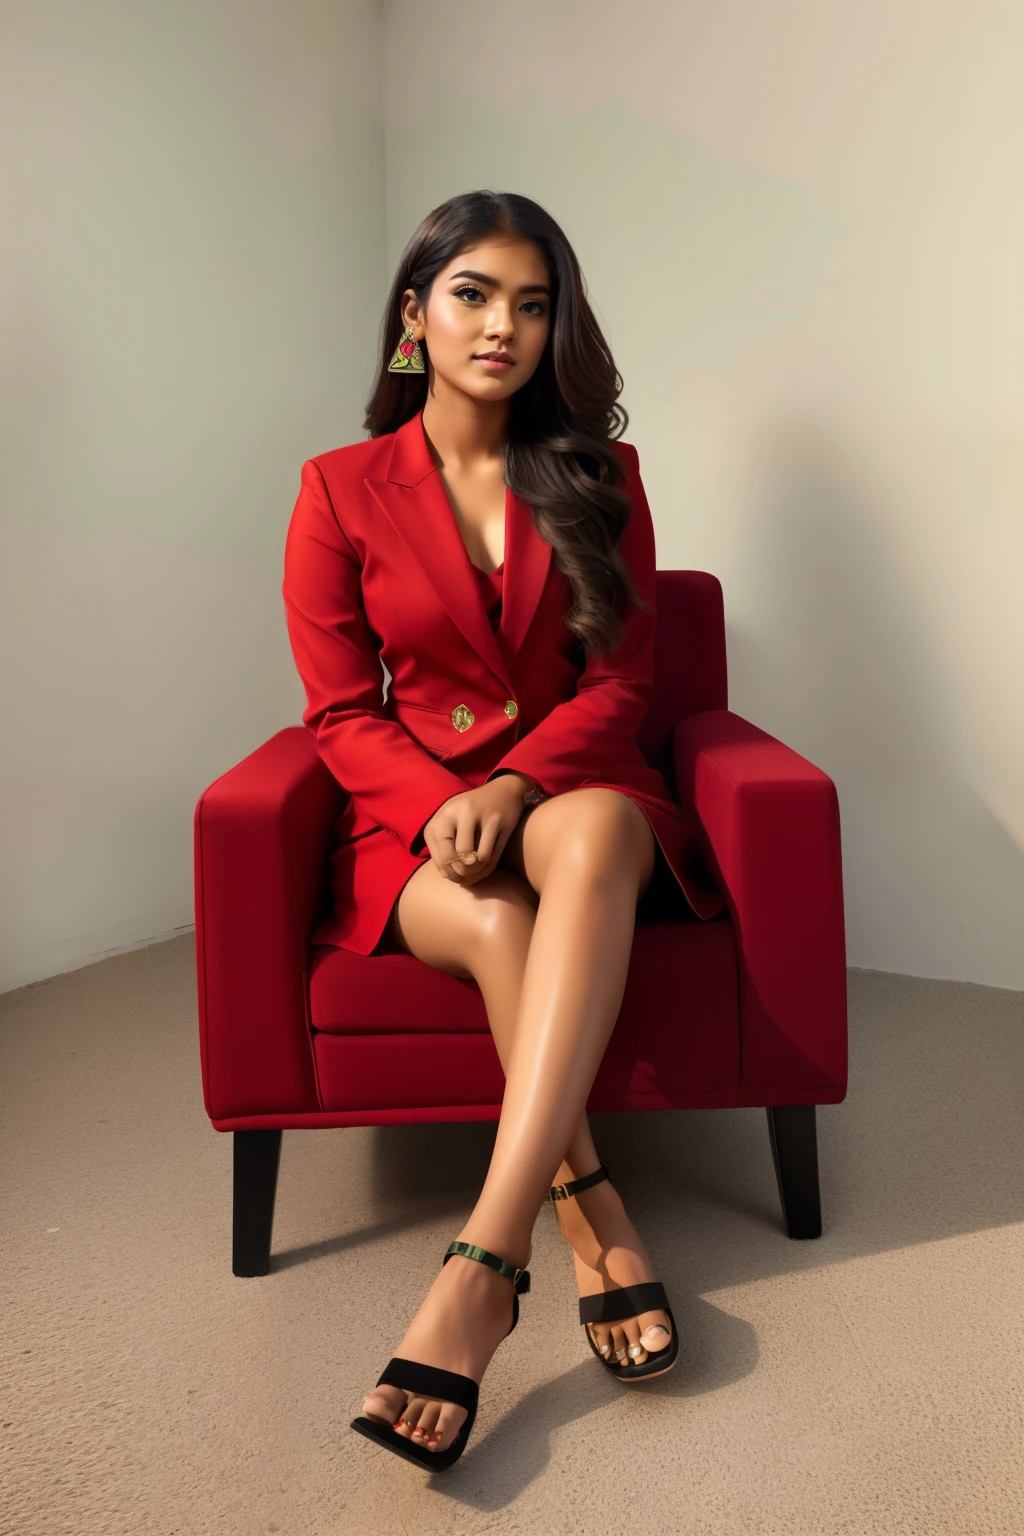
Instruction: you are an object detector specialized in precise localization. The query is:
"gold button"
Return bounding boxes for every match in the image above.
[504,699,518,719]
[451,703,475,732]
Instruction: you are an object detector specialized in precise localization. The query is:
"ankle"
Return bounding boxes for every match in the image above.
[553,1176,621,1237]
[552,1157,604,1188]
[452,1225,531,1274]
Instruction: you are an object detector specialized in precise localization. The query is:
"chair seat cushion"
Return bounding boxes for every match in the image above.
[308,916,739,1113]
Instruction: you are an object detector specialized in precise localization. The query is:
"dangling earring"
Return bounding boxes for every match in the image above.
[387,325,425,374]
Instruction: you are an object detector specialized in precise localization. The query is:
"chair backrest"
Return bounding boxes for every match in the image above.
[638,571,728,776]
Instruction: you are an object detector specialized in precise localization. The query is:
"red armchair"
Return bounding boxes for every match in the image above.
[193,572,847,1276]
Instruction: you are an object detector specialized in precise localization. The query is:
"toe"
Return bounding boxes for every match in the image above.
[589,1322,612,1359]
[639,1309,672,1354]
[622,1317,647,1366]
[361,1384,405,1426]
[397,1395,427,1438]
[431,1402,468,1453]
[413,1401,442,1447]
[609,1324,628,1366]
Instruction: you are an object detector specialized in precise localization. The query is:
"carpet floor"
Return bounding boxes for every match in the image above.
[2,936,1022,1535]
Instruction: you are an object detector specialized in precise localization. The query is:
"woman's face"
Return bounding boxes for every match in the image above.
[402,236,552,402]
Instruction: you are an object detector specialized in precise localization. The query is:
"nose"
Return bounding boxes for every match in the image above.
[485,306,515,340]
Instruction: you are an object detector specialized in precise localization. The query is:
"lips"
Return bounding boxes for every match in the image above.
[475,353,514,363]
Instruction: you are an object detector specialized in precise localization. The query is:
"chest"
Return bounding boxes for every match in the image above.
[437,464,507,573]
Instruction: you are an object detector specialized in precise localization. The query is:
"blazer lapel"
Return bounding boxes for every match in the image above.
[364,407,552,693]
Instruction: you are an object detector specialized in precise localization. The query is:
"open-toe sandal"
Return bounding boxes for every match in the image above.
[349,1240,531,1470]
[549,1160,679,1383]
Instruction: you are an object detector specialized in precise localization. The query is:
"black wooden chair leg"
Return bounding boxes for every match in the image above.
[233,1129,282,1276]
[766,1105,822,1239]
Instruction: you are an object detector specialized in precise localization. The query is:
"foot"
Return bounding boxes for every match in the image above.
[552,1173,673,1368]
[359,1236,530,1455]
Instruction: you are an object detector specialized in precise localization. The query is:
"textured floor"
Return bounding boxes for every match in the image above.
[2,935,1022,1536]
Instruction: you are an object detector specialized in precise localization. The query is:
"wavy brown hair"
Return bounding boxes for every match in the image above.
[363,190,650,657]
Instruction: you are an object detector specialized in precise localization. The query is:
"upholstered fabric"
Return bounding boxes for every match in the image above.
[192,570,848,1132]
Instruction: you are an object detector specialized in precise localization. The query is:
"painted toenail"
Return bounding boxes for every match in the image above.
[600,1344,609,1354]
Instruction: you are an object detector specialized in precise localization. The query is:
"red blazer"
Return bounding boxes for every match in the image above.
[282,405,724,954]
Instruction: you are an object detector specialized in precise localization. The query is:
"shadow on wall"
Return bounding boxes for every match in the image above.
[725,417,1024,988]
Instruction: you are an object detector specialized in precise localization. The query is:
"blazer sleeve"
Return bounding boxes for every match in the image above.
[484,443,657,796]
[282,458,472,853]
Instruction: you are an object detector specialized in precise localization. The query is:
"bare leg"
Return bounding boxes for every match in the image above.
[360,789,663,1453]
[496,807,674,1370]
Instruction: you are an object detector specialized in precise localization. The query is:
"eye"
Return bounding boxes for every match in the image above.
[452,285,547,316]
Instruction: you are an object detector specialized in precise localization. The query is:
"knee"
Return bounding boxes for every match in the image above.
[465,869,538,957]
[555,790,653,884]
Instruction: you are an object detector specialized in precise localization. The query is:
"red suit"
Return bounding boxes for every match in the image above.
[282,406,725,954]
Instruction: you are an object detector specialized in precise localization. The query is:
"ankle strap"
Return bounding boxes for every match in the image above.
[444,1240,531,1295]
[548,1159,611,1202]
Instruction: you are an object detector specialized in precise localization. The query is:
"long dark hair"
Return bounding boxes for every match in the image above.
[363,190,650,657]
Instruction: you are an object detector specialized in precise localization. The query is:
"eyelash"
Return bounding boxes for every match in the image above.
[452,284,548,315]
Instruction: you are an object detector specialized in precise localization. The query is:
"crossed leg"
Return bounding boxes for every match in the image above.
[359,788,667,1454]
[498,793,675,1368]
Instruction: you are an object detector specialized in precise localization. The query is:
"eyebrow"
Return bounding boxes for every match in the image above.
[448,268,551,296]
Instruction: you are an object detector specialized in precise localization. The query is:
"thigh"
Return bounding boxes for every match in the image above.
[383,855,538,979]
[499,787,657,900]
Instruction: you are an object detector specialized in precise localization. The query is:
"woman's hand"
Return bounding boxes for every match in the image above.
[421,772,537,884]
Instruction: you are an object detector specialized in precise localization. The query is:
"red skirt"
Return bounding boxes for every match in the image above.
[311,561,724,955]
[311,778,724,957]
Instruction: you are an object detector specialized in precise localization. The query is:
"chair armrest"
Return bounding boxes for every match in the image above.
[193,726,343,1123]
[674,710,847,1093]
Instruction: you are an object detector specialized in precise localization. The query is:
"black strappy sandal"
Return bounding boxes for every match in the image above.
[549,1160,679,1382]
[349,1239,531,1470]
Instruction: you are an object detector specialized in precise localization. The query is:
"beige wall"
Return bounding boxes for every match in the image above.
[0,1,385,991]
[2,1,1021,991]
[381,0,1024,989]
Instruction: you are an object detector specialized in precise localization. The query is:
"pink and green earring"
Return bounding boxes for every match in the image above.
[387,325,425,374]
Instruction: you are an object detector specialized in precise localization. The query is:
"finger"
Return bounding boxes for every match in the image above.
[457,829,497,885]
[457,808,482,866]
[430,823,460,878]
[446,810,481,880]
[475,812,501,866]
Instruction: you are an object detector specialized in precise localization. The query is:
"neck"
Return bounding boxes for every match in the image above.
[420,385,510,475]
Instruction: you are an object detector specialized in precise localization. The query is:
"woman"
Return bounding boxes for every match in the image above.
[282,190,724,1470]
